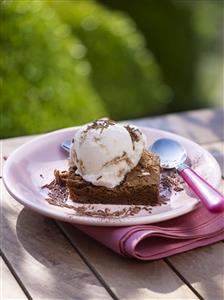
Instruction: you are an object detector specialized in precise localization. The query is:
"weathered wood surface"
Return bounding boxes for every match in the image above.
[204,142,224,177]
[129,107,224,144]
[1,108,224,300]
[167,242,224,300]
[58,222,198,299]
[1,135,36,178]
[1,183,112,300]
[1,256,27,300]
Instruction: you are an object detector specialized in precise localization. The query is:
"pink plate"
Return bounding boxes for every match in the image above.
[3,127,221,226]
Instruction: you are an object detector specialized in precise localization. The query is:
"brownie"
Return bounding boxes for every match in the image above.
[65,150,160,206]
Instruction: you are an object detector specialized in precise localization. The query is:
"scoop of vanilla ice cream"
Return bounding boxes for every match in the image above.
[69,119,147,188]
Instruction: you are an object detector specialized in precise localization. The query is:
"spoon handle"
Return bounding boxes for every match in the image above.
[178,165,224,213]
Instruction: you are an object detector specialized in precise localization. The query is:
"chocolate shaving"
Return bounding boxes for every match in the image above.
[46,190,151,218]
[71,149,79,164]
[174,186,184,192]
[142,206,152,212]
[83,119,115,134]
[125,125,141,150]
[94,137,101,143]
[160,171,184,195]
[103,151,133,167]
[117,168,126,177]
[79,160,85,174]
[79,119,115,145]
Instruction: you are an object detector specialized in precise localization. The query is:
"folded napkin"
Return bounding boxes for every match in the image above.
[76,204,224,260]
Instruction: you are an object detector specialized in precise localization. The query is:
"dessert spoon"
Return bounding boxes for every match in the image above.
[61,139,71,153]
[150,138,224,213]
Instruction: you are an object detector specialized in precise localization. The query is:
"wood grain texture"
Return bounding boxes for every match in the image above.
[1,257,27,300]
[204,142,224,177]
[1,135,36,157]
[58,222,198,300]
[1,136,36,177]
[129,108,224,144]
[1,183,112,300]
[167,242,224,300]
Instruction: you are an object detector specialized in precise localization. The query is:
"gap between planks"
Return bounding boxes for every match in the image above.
[55,221,119,300]
[164,258,204,300]
[0,250,32,300]
[56,221,202,300]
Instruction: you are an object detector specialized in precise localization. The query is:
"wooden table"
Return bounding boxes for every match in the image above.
[1,108,224,300]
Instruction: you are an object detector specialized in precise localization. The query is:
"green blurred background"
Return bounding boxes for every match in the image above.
[0,0,223,138]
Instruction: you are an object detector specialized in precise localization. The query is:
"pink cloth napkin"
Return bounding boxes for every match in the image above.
[76,204,224,260]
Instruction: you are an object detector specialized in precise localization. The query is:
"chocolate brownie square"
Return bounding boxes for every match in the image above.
[66,150,160,206]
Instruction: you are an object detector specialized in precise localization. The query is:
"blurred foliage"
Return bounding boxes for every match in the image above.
[184,0,223,107]
[101,0,223,111]
[0,0,222,138]
[49,0,171,120]
[0,0,106,138]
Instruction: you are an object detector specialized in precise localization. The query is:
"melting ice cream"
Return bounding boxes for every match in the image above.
[69,119,147,188]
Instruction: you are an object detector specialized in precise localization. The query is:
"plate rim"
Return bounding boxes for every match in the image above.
[3,126,222,226]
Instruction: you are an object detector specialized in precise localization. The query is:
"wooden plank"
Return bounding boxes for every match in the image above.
[129,108,224,144]
[58,222,198,299]
[1,135,35,157]
[1,136,36,178]
[204,142,224,177]
[166,242,224,300]
[1,257,27,300]
[1,183,112,300]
